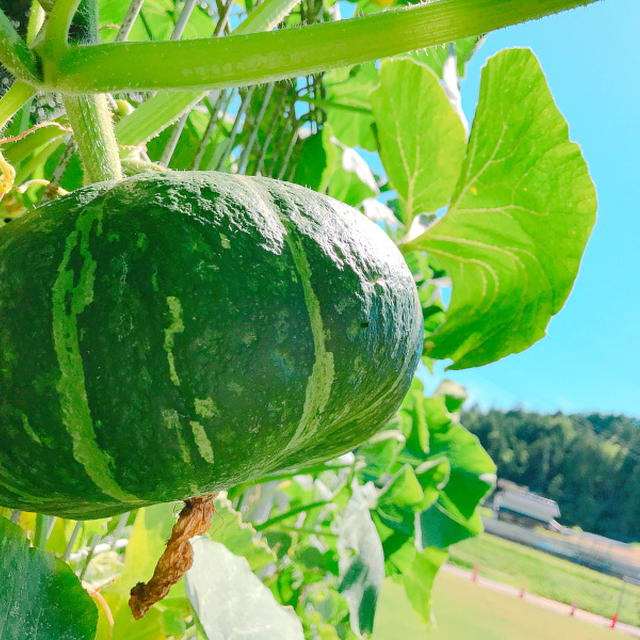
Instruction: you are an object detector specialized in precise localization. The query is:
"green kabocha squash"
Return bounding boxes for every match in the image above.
[0,172,422,519]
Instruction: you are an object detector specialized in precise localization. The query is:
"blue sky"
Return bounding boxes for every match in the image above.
[420,0,640,417]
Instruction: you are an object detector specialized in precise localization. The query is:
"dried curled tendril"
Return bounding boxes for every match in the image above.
[129,493,217,620]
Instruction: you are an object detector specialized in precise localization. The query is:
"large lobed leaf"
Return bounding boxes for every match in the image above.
[403,48,596,368]
[0,516,97,640]
[371,58,466,225]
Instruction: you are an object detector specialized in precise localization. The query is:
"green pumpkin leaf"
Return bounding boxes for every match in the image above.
[370,58,466,226]
[324,63,378,151]
[292,126,339,193]
[371,512,416,576]
[406,48,597,368]
[427,405,495,520]
[396,546,448,625]
[395,379,494,549]
[186,538,304,640]
[337,483,385,636]
[419,502,483,549]
[0,516,97,640]
[418,393,495,548]
[374,465,424,545]
[327,140,379,206]
[207,492,276,573]
[357,430,405,480]
[378,465,424,509]
[435,378,468,413]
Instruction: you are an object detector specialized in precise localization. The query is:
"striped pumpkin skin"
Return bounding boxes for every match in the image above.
[0,172,422,519]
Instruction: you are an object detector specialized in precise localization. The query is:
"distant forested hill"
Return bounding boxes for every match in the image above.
[462,408,640,541]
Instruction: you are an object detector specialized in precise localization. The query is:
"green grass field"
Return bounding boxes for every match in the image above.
[372,571,636,640]
[448,533,640,626]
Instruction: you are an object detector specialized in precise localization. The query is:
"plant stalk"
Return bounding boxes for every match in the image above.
[63,94,122,182]
[48,0,597,94]
[34,514,56,548]
[43,0,82,58]
[253,499,332,531]
[58,0,122,183]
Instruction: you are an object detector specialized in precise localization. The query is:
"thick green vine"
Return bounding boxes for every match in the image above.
[1,0,597,95]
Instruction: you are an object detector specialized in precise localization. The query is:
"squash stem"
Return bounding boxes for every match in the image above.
[114,0,302,150]
[63,94,122,182]
[58,0,122,183]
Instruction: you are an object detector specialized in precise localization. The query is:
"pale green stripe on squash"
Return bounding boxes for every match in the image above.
[51,208,138,503]
[280,233,334,454]
[161,409,201,495]
[195,397,218,419]
[241,176,336,457]
[161,408,192,465]
[190,421,215,464]
[20,413,42,446]
[164,295,184,387]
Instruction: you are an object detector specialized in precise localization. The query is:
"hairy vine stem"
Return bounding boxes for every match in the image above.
[62,94,122,182]
[42,0,597,94]
[43,0,82,58]
[53,0,122,182]
[114,0,300,151]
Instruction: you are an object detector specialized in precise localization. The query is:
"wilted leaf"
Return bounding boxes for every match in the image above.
[100,502,182,637]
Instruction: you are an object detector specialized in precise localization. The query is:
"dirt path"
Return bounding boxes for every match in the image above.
[441,563,640,638]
